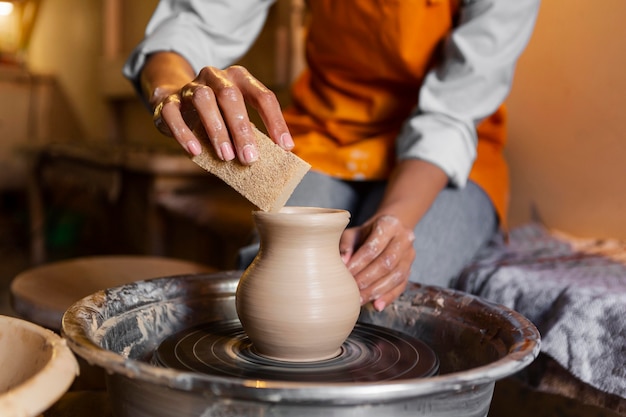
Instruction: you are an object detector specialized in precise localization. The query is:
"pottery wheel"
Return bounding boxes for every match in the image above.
[153,321,439,383]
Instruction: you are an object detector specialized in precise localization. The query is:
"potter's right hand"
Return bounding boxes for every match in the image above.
[152,65,294,164]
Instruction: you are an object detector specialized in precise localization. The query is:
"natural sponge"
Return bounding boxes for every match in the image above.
[191,127,311,212]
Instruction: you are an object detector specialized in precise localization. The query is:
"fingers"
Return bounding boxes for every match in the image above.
[354,236,413,310]
[362,253,413,311]
[155,95,203,156]
[195,66,259,164]
[371,274,409,312]
[153,66,291,163]
[226,66,294,151]
[339,227,361,264]
[180,82,234,161]
[346,215,416,311]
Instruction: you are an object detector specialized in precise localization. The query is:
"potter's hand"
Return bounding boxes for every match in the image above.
[339,215,416,312]
[152,65,293,164]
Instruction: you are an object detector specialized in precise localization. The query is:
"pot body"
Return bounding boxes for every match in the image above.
[236,207,361,361]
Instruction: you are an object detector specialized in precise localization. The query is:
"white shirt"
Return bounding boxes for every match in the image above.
[124,0,540,187]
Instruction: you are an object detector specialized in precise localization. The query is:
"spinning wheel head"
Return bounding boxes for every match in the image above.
[153,320,439,383]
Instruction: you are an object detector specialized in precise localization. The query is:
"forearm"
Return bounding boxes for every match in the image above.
[342,158,447,310]
[139,52,196,111]
[374,159,448,229]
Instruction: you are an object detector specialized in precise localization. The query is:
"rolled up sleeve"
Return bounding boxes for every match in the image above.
[396,0,541,187]
[123,0,275,91]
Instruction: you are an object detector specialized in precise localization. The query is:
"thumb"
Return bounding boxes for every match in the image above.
[339,227,360,264]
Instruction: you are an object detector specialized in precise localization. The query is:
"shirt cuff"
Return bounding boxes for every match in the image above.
[396,112,477,188]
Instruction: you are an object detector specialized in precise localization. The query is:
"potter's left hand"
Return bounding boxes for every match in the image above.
[339,215,415,312]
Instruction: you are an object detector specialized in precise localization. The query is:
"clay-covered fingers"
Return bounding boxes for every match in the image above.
[152,85,229,158]
[193,66,292,164]
[155,65,291,164]
[154,94,204,156]
[225,66,294,151]
[356,236,414,311]
[193,66,258,164]
[364,249,414,312]
[342,215,416,311]
[179,81,235,161]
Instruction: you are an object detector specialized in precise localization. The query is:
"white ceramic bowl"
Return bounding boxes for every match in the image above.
[0,315,78,417]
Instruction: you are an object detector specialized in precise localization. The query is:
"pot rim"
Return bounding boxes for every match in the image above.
[254,206,350,218]
[61,272,541,405]
[0,315,79,416]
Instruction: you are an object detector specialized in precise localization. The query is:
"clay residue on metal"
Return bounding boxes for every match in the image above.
[61,272,541,416]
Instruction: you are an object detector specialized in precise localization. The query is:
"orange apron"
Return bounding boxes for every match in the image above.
[284,0,509,225]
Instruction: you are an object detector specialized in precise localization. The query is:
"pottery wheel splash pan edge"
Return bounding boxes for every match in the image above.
[61,271,541,405]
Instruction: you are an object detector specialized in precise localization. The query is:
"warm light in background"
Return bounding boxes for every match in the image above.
[0,0,41,66]
[0,2,14,16]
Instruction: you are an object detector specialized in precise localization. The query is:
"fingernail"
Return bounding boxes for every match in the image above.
[220,142,235,161]
[374,299,386,312]
[242,144,258,163]
[187,140,202,156]
[280,132,294,150]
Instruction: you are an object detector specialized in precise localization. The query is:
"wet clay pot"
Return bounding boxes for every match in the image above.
[236,206,361,361]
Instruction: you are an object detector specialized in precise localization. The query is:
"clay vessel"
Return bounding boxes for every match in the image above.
[236,206,361,362]
[0,315,78,417]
